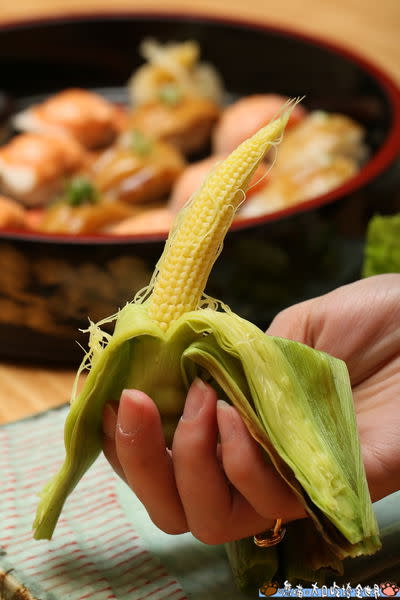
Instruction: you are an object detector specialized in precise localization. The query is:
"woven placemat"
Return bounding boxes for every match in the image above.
[0,406,249,600]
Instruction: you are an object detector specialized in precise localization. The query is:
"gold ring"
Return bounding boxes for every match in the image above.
[253,518,286,547]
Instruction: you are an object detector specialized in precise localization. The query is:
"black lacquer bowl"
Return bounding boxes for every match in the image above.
[1,12,400,364]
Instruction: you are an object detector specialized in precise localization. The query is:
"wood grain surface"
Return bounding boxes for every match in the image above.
[0,0,399,425]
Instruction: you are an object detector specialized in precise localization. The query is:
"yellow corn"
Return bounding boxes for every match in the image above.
[147,114,289,330]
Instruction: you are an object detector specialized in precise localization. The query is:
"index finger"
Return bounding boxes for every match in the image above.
[115,389,188,535]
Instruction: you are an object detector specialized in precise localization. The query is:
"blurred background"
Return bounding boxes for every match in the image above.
[0,0,399,421]
[1,0,399,83]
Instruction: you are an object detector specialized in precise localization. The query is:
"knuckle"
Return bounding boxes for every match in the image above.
[223,453,250,486]
[191,524,227,546]
[172,425,203,458]
[163,524,189,536]
[150,515,188,536]
[131,453,153,472]
[116,437,153,472]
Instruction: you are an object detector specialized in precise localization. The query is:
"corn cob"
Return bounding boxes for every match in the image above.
[33,104,380,589]
[147,115,286,329]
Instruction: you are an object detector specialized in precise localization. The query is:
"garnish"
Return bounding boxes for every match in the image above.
[130,129,154,156]
[64,177,99,206]
[158,83,183,106]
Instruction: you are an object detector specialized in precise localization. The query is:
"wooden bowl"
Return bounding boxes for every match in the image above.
[0,12,399,363]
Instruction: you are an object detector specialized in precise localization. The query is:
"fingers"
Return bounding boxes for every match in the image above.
[217,400,305,521]
[102,402,126,482]
[103,382,305,545]
[172,380,280,544]
[172,379,233,543]
[113,389,188,534]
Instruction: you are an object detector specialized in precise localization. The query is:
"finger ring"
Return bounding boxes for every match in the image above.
[253,518,286,547]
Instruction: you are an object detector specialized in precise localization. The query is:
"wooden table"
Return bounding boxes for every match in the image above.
[1,0,400,425]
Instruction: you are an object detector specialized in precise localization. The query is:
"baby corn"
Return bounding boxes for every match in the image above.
[147,116,286,329]
[33,104,380,588]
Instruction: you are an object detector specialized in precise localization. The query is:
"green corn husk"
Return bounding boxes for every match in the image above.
[33,105,381,590]
[362,213,400,277]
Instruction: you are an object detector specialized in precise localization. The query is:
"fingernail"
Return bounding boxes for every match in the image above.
[118,389,144,436]
[102,403,117,440]
[182,378,207,421]
[217,399,237,442]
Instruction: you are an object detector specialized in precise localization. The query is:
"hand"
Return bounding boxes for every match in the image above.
[102,273,400,544]
[102,379,304,544]
[267,273,400,504]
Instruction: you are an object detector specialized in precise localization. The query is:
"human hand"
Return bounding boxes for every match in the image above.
[267,273,400,503]
[102,378,304,544]
[102,273,400,543]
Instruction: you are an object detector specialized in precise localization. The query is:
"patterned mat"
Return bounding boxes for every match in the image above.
[0,406,248,600]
